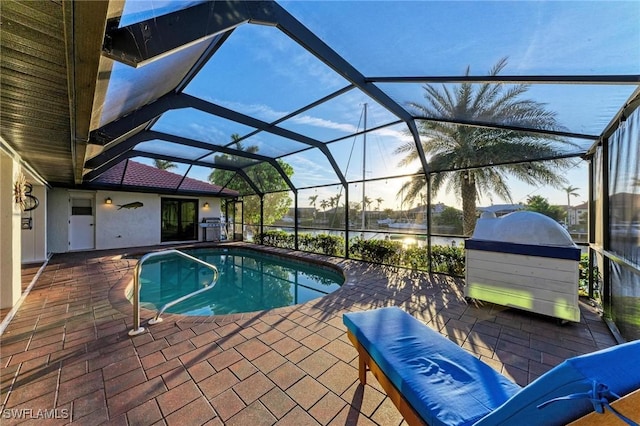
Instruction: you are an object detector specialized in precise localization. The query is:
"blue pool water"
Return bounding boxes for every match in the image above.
[138,248,344,316]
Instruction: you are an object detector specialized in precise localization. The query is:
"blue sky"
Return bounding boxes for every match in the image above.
[115,0,639,210]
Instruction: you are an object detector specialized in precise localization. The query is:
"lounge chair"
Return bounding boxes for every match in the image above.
[343,307,640,426]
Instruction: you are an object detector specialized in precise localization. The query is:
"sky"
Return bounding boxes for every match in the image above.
[115,0,639,211]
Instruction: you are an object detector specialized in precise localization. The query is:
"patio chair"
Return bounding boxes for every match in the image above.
[343,307,640,426]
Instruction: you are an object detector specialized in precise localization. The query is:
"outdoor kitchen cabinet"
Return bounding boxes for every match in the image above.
[464,211,581,322]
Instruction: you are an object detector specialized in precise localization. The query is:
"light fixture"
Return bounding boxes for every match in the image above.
[203,202,210,209]
[105,197,112,205]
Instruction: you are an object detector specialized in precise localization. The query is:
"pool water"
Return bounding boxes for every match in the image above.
[138,248,344,316]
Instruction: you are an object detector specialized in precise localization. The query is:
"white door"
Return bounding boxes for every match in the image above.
[69,198,94,250]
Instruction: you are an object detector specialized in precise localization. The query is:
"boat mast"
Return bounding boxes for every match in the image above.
[362,103,367,229]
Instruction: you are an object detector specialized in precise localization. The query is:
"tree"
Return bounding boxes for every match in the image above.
[308,195,318,218]
[525,195,565,222]
[209,134,293,227]
[434,206,463,234]
[319,199,329,222]
[364,196,373,211]
[563,185,580,225]
[394,58,573,235]
[375,197,384,211]
[153,159,177,170]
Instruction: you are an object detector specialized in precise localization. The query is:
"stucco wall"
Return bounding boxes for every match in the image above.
[96,191,161,250]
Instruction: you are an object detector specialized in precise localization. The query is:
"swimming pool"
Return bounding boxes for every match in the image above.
[137,248,344,316]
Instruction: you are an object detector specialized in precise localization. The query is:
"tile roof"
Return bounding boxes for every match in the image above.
[94,160,238,196]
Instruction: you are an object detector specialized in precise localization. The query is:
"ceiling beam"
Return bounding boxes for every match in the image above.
[64,0,110,184]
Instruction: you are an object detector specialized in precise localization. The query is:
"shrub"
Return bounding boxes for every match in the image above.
[259,230,294,249]
[430,245,465,275]
[350,238,403,265]
[259,231,466,276]
[259,231,344,256]
[313,234,344,256]
[579,253,600,298]
[402,246,429,270]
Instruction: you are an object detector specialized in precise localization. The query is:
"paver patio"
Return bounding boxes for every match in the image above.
[0,243,617,425]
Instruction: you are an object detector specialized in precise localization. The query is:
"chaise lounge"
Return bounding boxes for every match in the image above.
[343,307,640,426]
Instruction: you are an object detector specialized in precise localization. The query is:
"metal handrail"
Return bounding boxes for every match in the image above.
[129,249,219,336]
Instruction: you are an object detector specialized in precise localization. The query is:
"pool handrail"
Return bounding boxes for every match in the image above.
[128,249,219,336]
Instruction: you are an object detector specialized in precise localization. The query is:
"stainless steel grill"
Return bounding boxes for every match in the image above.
[200,217,222,242]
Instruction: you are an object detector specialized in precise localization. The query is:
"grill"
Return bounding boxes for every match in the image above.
[200,217,222,242]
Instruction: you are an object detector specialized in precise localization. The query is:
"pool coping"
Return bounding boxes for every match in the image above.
[109,242,362,328]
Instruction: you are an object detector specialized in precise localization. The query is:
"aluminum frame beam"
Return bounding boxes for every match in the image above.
[102,1,260,67]
[91,92,348,187]
[366,75,640,85]
[98,0,415,182]
[87,149,263,196]
[253,1,430,176]
[86,130,296,192]
[413,116,599,141]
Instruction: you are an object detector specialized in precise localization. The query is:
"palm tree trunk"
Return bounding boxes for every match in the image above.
[461,175,477,236]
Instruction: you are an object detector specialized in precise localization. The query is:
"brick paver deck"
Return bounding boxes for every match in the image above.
[0,243,617,425]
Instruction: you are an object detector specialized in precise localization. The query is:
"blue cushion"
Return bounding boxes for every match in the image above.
[343,307,521,426]
[475,339,640,425]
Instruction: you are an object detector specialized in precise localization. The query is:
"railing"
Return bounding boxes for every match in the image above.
[129,249,219,336]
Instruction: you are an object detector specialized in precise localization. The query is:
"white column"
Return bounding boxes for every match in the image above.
[0,152,22,309]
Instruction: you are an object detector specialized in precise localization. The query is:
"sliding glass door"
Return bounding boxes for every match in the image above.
[161,198,198,242]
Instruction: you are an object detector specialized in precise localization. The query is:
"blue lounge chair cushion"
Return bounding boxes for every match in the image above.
[343,307,521,426]
[475,339,640,425]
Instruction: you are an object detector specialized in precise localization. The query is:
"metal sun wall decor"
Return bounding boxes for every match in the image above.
[13,172,39,212]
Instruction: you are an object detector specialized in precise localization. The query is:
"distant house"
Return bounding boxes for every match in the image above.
[40,160,238,258]
[567,201,588,226]
[609,192,640,224]
[278,207,316,225]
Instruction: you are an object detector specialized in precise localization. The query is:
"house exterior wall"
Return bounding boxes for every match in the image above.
[96,191,161,250]
[48,189,223,252]
[0,151,22,308]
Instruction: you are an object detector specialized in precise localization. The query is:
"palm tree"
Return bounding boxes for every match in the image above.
[308,194,318,209]
[308,194,318,218]
[320,199,329,221]
[563,185,580,226]
[395,58,573,235]
[365,196,373,212]
[375,197,384,211]
[153,159,177,170]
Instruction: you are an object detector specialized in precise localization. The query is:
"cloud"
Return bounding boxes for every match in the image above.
[291,115,357,133]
